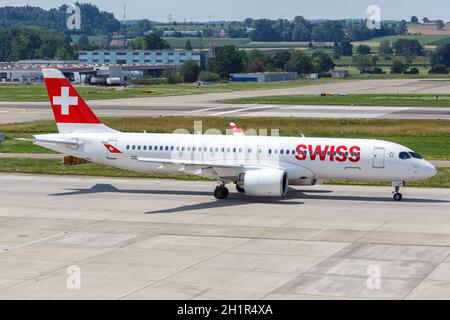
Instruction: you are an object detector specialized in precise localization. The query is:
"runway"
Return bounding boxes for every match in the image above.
[1,78,450,123]
[0,173,449,299]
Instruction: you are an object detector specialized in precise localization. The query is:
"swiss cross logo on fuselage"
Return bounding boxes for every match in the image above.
[295,144,361,162]
[53,87,78,116]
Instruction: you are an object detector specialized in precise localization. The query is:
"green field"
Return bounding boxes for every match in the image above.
[363,35,450,46]
[1,117,449,160]
[164,37,250,49]
[0,78,338,102]
[224,93,450,108]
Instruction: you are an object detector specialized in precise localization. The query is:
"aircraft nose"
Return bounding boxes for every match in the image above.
[421,162,438,179]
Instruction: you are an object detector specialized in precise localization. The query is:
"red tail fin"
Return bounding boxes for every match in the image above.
[42,69,115,133]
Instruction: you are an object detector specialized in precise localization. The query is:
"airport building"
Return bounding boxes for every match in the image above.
[78,50,201,66]
[230,72,298,83]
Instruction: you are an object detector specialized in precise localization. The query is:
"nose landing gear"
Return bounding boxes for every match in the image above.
[392,181,404,201]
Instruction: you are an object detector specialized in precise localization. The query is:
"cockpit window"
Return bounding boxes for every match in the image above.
[409,152,423,159]
[399,152,411,160]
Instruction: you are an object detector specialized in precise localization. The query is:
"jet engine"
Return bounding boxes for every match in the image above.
[240,169,288,197]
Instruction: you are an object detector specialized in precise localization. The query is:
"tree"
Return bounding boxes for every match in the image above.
[180,60,201,83]
[163,66,182,84]
[212,45,248,78]
[272,51,291,70]
[432,44,450,67]
[379,40,393,56]
[198,71,221,82]
[184,39,193,50]
[77,34,89,48]
[311,51,335,73]
[391,60,409,74]
[436,20,446,30]
[353,54,377,73]
[429,64,449,74]
[411,16,419,23]
[250,19,281,41]
[356,45,371,55]
[333,40,353,56]
[392,39,423,57]
[130,34,170,50]
[311,20,346,42]
[248,58,265,73]
[284,51,313,74]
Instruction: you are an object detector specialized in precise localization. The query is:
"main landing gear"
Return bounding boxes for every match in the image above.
[214,184,229,200]
[392,181,404,201]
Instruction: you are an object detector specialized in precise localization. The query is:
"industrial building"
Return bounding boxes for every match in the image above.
[330,70,349,78]
[78,50,201,66]
[230,72,298,83]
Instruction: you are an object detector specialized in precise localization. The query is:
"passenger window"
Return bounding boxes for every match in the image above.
[286,150,289,155]
[399,152,411,160]
[149,146,152,151]
[126,145,130,150]
[132,145,136,150]
[215,148,219,152]
[269,149,272,154]
[248,149,252,153]
[165,146,169,151]
[143,146,147,150]
[160,146,163,151]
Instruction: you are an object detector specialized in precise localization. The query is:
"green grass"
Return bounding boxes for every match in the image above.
[326,168,450,188]
[0,85,167,102]
[224,93,450,108]
[164,37,250,49]
[0,158,447,188]
[0,158,210,181]
[363,35,450,46]
[0,78,339,102]
[1,117,449,160]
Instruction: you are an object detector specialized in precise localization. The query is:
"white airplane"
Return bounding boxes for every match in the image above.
[19,69,437,201]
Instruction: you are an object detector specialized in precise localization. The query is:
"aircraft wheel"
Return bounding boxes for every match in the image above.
[393,193,403,202]
[214,186,229,200]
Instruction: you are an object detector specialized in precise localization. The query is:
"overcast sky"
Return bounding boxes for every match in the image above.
[1,0,450,22]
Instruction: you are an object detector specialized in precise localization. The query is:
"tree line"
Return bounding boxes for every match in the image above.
[0,27,76,61]
[249,17,406,42]
[0,4,121,35]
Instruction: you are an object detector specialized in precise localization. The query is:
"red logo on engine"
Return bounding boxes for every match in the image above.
[295,145,361,162]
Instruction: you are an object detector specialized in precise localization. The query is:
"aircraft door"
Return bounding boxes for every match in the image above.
[373,147,385,168]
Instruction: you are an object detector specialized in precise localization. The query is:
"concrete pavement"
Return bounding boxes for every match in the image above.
[0,174,449,299]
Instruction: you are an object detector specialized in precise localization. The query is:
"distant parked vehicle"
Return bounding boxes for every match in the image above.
[106,78,122,86]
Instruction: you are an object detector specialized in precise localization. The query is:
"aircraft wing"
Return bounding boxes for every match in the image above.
[15,137,83,147]
[137,157,244,169]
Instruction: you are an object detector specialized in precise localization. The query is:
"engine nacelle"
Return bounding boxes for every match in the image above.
[242,169,288,197]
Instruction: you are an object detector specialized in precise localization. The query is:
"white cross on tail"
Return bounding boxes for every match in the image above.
[53,87,78,115]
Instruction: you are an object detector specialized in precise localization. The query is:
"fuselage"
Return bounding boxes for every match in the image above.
[35,132,437,183]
